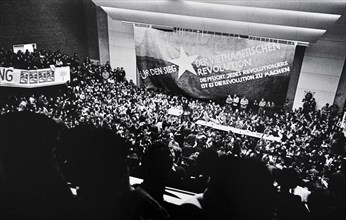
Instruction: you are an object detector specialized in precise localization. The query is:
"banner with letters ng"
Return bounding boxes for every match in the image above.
[134,27,297,104]
[0,66,70,88]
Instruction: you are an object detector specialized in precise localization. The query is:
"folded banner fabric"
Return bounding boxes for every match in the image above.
[0,66,70,88]
[134,27,297,105]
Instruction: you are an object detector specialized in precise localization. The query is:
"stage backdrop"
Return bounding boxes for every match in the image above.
[134,27,297,104]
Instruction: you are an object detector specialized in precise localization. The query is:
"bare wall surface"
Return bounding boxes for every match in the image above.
[107,19,136,84]
[293,17,346,110]
[82,0,100,60]
[0,0,99,60]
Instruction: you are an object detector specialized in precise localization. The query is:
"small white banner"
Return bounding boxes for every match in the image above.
[0,66,70,88]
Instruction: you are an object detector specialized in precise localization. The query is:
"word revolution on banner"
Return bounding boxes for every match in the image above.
[135,27,297,104]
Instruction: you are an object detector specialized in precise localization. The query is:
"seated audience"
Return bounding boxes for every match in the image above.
[1,46,346,220]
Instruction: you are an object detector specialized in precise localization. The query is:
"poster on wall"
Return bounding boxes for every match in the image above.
[13,43,36,53]
[134,26,297,104]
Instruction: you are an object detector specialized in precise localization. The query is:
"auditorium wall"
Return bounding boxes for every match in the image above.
[82,0,100,61]
[107,19,137,84]
[293,16,346,110]
[0,0,99,62]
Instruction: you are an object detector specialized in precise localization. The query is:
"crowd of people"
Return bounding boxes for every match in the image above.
[1,48,346,219]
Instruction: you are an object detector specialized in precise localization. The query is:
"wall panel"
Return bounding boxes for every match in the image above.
[0,0,89,60]
[108,19,137,84]
[293,17,346,110]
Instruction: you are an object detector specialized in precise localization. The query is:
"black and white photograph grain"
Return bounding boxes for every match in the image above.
[0,0,346,219]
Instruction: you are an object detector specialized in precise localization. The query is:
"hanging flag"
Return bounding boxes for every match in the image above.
[134,27,297,104]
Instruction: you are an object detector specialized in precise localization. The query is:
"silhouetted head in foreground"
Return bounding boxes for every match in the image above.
[277,168,300,193]
[141,140,173,203]
[75,127,130,219]
[0,112,75,220]
[202,156,275,220]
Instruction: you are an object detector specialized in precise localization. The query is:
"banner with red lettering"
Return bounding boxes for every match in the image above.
[134,27,297,104]
[0,66,70,88]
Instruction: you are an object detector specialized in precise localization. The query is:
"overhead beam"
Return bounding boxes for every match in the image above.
[184,0,346,15]
[94,0,340,29]
[102,6,326,42]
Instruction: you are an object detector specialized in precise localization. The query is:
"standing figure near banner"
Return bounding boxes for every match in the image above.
[266,101,275,117]
[240,96,249,112]
[321,103,330,115]
[104,61,112,73]
[225,95,233,112]
[252,99,259,114]
[115,67,121,82]
[226,95,233,105]
[310,98,316,112]
[258,98,266,116]
[182,100,191,122]
[283,98,290,114]
[232,94,240,112]
[119,67,126,82]
[302,92,315,113]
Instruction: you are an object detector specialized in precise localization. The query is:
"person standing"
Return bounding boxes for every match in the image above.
[232,94,240,112]
[252,99,259,114]
[226,95,233,105]
[120,67,126,82]
[266,101,275,117]
[115,67,121,82]
[258,98,266,116]
[225,95,233,112]
[283,99,290,114]
[105,61,112,73]
[240,96,249,112]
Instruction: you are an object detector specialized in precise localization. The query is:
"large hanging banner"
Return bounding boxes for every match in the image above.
[0,66,70,88]
[134,27,297,104]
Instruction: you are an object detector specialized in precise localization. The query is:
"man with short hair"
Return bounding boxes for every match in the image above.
[232,94,239,112]
[258,98,266,116]
[226,95,233,105]
[321,103,330,115]
[240,95,249,112]
[120,67,126,82]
